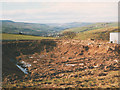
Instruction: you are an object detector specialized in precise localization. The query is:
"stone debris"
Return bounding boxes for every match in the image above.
[2,39,120,88]
[33,61,37,63]
[114,60,118,63]
[16,40,119,79]
[29,57,33,59]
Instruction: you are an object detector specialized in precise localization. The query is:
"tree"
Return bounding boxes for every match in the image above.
[62,31,76,39]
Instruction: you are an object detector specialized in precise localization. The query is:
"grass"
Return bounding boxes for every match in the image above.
[2,33,55,40]
[74,27,118,40]
[62,22,118,40]
[62,22,118,33]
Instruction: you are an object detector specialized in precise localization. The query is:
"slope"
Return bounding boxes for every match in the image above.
[1,20,93,36]
[63,22,118,33]
[2,33,55,40]
[1,20,61,36]
[74,27,118,40]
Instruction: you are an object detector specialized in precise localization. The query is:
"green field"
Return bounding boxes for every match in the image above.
[74,27,118,40]
[61,22,118,40]
[63,22,118,33]
[2,33,55,40]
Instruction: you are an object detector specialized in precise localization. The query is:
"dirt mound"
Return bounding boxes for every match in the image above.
[2,39,120,88]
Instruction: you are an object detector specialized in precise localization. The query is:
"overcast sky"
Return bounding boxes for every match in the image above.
[1,2,118,23]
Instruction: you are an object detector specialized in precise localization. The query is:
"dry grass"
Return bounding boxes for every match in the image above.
[2,33,55,40]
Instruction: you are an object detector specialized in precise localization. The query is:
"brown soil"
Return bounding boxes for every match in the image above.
[2,39,120,88]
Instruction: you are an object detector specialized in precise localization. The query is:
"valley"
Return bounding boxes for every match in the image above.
[1,20,119,89]
[1,2,119,89]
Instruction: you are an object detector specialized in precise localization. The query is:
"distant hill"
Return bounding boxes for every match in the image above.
[1,20,118,39]
[74,26,118,40]
[46,22,92,29]
[1,20,61,36]
[1,20,93,36]
[63,22,118,33]
[61,22,118,40]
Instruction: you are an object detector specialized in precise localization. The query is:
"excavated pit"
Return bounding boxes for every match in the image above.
[2,39,120,88]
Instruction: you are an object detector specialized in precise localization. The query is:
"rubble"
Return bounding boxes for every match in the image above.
[2,39,120,88]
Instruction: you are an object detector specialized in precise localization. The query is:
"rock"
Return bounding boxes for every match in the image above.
[114,60,118,63]
[29,56,33,59]
[33,61,37,63]
[79,63,84,65]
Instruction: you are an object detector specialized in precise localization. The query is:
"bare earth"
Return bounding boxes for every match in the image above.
[2,39,120,88]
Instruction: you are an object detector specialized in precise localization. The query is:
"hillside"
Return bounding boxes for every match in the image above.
[2,33,55,40]
[61,22,118,40]
[74,27,118,40]
[1,20,60,36]
[46,22,92,29]
[1,20,92,36]
[63,22,118,33]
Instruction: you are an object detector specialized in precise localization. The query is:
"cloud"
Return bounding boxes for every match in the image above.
[2,2,118,23]
[1,0,119,2]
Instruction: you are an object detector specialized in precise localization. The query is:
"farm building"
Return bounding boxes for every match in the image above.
[110,32,120,44]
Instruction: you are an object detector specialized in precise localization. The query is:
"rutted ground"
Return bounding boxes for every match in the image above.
[2,39,120,88]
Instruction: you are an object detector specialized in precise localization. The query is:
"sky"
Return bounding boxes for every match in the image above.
[0,2,118,23]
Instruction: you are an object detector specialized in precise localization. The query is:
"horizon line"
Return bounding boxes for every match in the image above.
[0,19,118,24]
